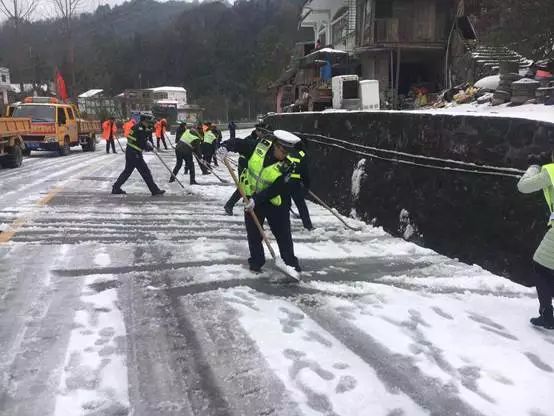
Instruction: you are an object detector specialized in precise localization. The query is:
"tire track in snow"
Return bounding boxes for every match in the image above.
[295,301,486,416]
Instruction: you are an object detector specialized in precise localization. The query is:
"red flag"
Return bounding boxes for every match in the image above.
[56,71,68,102]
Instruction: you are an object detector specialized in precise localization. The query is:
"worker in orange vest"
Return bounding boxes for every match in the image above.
[102,116,118,154]
[155,118,168,151]
[123,118,136,137]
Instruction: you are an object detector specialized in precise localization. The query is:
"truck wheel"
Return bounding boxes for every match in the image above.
[22,148,31,156]
[59,137,70,156]
[4,145,23,168]
[89,134,96,152]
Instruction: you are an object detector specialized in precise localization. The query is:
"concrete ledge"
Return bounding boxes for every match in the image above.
[265,111,554,285]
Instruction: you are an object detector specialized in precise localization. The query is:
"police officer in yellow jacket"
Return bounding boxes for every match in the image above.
[218,130,302,273]
[287,142,313,230]
[518,152,554,329]
[171,124,201,185]
[112,114,165,196]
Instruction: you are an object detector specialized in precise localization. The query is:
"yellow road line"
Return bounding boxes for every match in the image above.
[0,187,63,244]
[38,187,62,206]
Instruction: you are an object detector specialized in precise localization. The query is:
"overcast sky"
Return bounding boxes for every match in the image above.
[0,0,233,21]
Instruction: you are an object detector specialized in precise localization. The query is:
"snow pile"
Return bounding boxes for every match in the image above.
[351,159,367,200]
[474,75,500,90]
[412,102,554,125]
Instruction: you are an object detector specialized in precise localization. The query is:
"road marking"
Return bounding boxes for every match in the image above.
[38,187,62,206]
[0,187,62,244]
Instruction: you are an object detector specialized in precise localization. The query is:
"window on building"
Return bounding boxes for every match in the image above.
[1,75,6,83]
[375,0,393,18]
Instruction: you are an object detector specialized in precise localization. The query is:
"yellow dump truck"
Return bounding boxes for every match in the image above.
[10,97,101,156]
[0,117,31,168]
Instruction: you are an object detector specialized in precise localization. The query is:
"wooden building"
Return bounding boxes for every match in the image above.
[354,0,466,106]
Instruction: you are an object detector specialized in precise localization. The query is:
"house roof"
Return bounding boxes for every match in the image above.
[155,99,179,106]
[78,89,104,98]
[150,86,187,93]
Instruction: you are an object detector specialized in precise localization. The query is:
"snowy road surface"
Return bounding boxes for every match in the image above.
[1,130,553,416]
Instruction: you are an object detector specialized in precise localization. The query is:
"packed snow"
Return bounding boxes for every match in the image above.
[0,128,553,416]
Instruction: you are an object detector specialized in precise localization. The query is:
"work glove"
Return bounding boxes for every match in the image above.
[244,198,255,212]
[216,146,229,160]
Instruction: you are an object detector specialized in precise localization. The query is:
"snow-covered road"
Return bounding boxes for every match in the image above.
[0,129,553,416]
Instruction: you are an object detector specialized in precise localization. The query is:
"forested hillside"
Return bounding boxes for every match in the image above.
[0,0,302,119]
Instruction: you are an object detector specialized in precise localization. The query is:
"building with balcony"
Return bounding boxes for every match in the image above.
[354,0,469,107]
[300,0,357,52]
[274,0,471,111]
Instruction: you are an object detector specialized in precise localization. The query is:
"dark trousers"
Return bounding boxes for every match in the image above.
[172,144,195,184]
[212,140,219,166]
[106,138,116,153]
[225,165,245,210]
[534,261,554,312]
[230,130,236,140]
[202,143,214,167]
[288,182,313,230]
[225,189,242,210]
[157,136,168,150]
[245,202,299,270]
[113,148,161,194]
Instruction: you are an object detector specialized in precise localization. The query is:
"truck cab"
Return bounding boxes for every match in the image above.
[10,97,99,155]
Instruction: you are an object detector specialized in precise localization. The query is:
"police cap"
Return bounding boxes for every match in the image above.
[273,130,301,148]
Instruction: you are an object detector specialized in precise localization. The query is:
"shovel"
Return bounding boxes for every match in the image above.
[151,148,187,190]
[180,140,229,184]
[223,157,300,282]
[308,190,362,231]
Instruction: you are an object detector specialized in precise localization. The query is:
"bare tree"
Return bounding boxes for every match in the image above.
[50,0,83,97]
[50,0,82,31]
[0,0,40,27]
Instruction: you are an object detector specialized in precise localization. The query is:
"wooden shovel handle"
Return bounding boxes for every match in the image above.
[223,157,277,259]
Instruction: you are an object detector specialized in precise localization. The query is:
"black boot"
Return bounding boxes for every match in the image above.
[112,187,126,195]
[530,307,554,330]
[169,176,176,183]
[152,189,166,196]
[224,205,233,216]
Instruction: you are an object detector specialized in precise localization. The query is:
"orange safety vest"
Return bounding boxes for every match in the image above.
[102,120,117,140]
[123,119,135,137]
[155,119,167,138]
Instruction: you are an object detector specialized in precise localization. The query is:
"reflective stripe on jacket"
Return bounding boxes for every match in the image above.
[287,150,305,179]
[543,164,554,225]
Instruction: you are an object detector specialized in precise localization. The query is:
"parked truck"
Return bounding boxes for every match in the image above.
[9,97,101,156]
[0,117,31,168]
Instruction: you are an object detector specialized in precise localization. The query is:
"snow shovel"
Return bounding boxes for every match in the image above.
[180,140,229,184]
[115,136,126,153]
[165,133,176,150]
[223,157,300,282]
[308,190,361,231]
[151,148,187,190]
